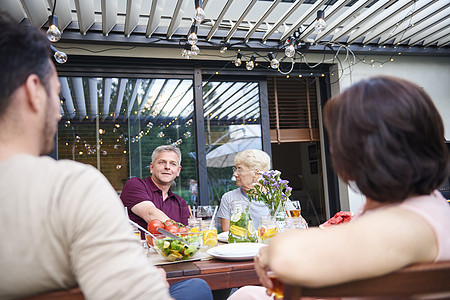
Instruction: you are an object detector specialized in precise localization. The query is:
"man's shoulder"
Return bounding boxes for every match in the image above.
[4,155,96,175]
[123,176,153,189]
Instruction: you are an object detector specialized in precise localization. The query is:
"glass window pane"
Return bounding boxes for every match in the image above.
[203,81,262,204]
[58,76,196,201]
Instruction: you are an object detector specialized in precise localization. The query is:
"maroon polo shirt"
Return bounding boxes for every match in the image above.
[121,176,189,235]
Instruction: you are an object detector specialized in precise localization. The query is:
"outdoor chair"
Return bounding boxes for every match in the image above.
[283,260,450,299]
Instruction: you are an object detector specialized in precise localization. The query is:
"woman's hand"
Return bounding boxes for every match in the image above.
[254,246,273,295]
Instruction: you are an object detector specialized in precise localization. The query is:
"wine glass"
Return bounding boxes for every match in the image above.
[285,201,301,217]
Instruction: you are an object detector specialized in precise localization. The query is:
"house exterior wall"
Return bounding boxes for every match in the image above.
[334,55,450,213]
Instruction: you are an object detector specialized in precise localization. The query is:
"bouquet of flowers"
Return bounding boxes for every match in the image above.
[247,170,293,216]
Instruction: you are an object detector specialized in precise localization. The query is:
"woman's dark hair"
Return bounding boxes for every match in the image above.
[0,13,53,117]
[324,75,449,203]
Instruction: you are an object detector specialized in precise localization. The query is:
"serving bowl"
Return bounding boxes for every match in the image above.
[152,232,203,261]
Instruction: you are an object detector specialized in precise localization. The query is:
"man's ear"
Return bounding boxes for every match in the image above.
[23,74,43,113]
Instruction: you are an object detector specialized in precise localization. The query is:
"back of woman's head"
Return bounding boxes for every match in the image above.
[324,76,448,203]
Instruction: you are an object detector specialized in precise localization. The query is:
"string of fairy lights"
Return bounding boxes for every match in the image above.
[63,115,195,157]
[51,0,421,159]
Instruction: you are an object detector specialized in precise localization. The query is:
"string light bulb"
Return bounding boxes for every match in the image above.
[54,50,68,63]
[191,44,200,55]
[188,23,198,45]
[181,43,191,59]
[46,15,61,42]
[246,55,256,71]
[268,52,279,69]
[234,52,242,67]
[220,43,228,54]
[315,10,327,33]
[194,0,205,24]
[285,37,296,58]
[50,45,67,64]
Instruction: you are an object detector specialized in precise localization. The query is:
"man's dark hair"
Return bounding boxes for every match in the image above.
[324,75,449,203]
[0,13,53,117]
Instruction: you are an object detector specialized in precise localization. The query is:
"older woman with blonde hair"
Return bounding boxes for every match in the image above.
[217,149,271,231]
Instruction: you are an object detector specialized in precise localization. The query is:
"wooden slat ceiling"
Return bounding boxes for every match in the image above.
[1,0,449,55]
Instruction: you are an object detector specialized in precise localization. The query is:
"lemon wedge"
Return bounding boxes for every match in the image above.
[247,220,256,236]
[262,228,278,240]
[204,237,218,247]
[230,212,241,222]
[230,225,247,237]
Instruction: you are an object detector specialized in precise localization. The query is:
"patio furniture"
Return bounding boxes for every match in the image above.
[283,260,450,299]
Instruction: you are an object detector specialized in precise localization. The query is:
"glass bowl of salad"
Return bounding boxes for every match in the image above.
[152,232,203,262]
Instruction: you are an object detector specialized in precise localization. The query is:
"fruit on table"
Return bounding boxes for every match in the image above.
[247,220,256,236]
[260,227,277,240]
[148,219,164,234]
[230,225,247,237]
[320,211,353,228]
[230,212,241,222]
[165,225,179,233]
[203,230,218,247]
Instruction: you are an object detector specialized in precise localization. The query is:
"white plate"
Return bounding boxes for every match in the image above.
[207,243,266,261]
[217,231,229,243]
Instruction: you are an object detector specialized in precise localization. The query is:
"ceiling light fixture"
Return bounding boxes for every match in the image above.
[315,10,327,33]
[268,52,279,69]
[46,0,61,42]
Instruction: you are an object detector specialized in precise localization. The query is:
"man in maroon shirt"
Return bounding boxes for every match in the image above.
[121,145,190,233]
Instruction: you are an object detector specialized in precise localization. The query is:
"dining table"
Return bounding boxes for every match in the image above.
[147,242,261,291]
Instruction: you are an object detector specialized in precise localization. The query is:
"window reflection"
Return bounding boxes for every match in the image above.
[57,77,196,202]
[203,81,262,204]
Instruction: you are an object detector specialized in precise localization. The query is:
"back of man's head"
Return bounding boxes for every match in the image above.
[0,13,53,119]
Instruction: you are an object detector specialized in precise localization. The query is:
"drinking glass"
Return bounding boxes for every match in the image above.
[267,271,283,299]
[197,205,213,220]
[188,217,202,232]
[285,200,301,217]
[200,219,218,250]
[258,216,278,244]
[285,216,308,229]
